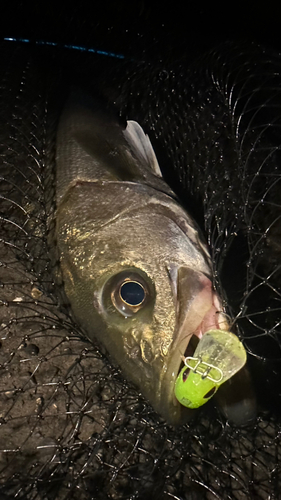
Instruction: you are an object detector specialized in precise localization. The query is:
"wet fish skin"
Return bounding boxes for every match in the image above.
[55,89,228,424]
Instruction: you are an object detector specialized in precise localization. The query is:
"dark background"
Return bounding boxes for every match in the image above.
[1,2,281,62]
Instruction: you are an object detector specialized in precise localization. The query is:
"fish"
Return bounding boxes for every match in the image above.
[54,88,247,425]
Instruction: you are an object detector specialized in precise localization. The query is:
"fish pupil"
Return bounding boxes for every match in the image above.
[120,281,145,306]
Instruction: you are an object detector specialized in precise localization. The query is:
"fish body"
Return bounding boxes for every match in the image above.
[55,90,229,424]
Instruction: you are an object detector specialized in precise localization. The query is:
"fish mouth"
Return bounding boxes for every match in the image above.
[176,294,227,378]
[161,277,229,425]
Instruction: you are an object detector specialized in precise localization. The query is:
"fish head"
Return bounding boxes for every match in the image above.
[56,179,228,424]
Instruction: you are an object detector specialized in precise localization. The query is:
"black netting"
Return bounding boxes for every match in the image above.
[1,4,281,499]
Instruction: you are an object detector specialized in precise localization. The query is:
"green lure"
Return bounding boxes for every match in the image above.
[174,329,247,409]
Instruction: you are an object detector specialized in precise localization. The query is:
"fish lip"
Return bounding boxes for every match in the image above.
[160,287,229,424]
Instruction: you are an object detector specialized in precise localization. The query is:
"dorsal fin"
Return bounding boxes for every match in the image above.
[124,121,162,178]
[56,88,170,204]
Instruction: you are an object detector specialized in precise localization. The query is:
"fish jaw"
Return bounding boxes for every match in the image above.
[158,274,229,425]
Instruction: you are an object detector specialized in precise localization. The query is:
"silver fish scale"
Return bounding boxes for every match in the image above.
[0,38,281,500]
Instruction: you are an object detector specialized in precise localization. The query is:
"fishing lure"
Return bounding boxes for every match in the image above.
[174,329,247,409]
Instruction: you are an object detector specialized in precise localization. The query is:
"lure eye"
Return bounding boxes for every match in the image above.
[203,387,217,399]
[108,271,151,317]
[182,368,190,382]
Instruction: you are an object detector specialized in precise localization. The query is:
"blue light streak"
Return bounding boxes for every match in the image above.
[4,37,127,60]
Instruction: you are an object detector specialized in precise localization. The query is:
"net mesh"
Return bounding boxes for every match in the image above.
[0,12,281,500]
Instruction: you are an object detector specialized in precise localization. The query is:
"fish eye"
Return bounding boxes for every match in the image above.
[119,281,146,306]
[108,271,150,317]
